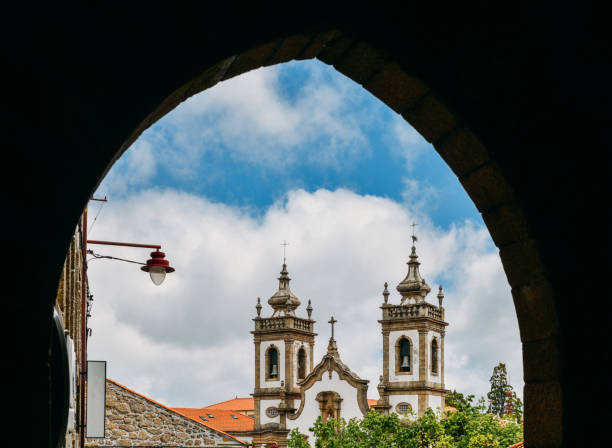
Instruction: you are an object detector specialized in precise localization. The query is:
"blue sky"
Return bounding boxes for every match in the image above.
[100,60,480,230]
[89,59,520,408]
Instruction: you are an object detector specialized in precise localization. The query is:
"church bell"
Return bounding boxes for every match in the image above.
[401,355,410,368]
[271,364,278,377]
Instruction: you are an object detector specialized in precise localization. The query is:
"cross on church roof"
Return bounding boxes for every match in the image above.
[281,240,289,264]
[328,316,337,339]
[411,222,418,245]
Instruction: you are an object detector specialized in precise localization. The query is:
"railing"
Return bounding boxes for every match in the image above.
[383,302,442,320]
[254,316,314,332]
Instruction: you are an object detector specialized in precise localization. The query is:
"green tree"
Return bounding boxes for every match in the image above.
[487,363,513,417]
[287,404,522,448]
[446,390,476,410]
[288,427,311,448]
[504,390,523,423]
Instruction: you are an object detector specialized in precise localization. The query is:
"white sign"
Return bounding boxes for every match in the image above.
[86,360,106,438]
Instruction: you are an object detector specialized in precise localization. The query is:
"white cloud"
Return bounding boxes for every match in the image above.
[169,62,371,168]
[98,139,158,196]
[86,188,522,408]
[97,61,379,198]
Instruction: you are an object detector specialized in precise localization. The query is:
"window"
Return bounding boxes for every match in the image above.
[267,346,279,379]
[396,402,412,415]
[431,338,439,375]
[399,338,411,372]
[265,407,279,418]
[297,347,306,380]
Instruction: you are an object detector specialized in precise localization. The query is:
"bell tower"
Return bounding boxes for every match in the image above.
[251,262,316,448]
[374,235,448,417]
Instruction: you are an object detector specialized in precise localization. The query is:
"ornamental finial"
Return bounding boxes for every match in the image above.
[268,261,301,316]
[396,226,430,304]
[307,299,313,319]
[437,285,444,308]
[382,282,390,304]
[256,297,262,317]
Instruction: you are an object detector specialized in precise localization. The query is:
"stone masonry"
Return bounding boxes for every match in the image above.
[86,379,245,447]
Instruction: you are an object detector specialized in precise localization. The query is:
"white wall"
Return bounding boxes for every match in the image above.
[389,393,419,417]
[388,329,419,382]
[260,340,285,388]
[287,370,365,435]
[429,394,443,414]
[259,398,281,425]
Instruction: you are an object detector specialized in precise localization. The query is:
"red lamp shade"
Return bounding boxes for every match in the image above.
[141,250,175,285]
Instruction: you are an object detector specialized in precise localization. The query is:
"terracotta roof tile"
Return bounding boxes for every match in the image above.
[205,397,255,411]
[508,442,524,448]
[172,407,255,433]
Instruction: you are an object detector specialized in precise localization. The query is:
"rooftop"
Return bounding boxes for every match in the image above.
[172,407,255,433]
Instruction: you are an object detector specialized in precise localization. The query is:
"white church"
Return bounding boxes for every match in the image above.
[249,240,449,447]
[90,239,450,447]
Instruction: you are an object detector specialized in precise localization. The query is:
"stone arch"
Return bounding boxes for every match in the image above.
[265,345,280,381]
[297,345,307,380]
[315,391,343,422]
[394,335,414,375]
[74,28,562,447]
[431,337,439,376]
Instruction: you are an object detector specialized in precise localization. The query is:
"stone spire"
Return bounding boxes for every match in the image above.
[396,244,431,304]
[268,263,301,316]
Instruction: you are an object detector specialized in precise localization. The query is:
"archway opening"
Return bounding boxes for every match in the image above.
[56,31,562,447]
[84,57,522,430]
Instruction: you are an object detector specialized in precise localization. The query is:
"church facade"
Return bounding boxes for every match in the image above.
[250,241,449,448]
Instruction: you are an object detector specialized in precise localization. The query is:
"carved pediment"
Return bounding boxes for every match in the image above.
[289,353,370,420]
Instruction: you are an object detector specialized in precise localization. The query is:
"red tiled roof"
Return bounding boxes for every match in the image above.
[106,379,246,445]
[172,407,255,433]
[368,399,378,407]
[205,397,255,411]
[508,442,524,448]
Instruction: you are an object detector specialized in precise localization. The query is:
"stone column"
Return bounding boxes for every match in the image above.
[254,340,261,390]
[418,393,429,416]
[310,342,314,371]
[440,330,445,390]
[285,338,293,390]
[418,329,428,383]
[382,329,390,382]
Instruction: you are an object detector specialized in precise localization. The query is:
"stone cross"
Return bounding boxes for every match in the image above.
[281,240,289,263]
[411,222,418,245]
[328,316,337,339]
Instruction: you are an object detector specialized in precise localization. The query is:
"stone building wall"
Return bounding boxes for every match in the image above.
[55,216,86,448]
[86,379,245,447]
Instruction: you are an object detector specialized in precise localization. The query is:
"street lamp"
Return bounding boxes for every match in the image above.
[79,197,176,448]
[141,249,175,285]
[86,241,175,286]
